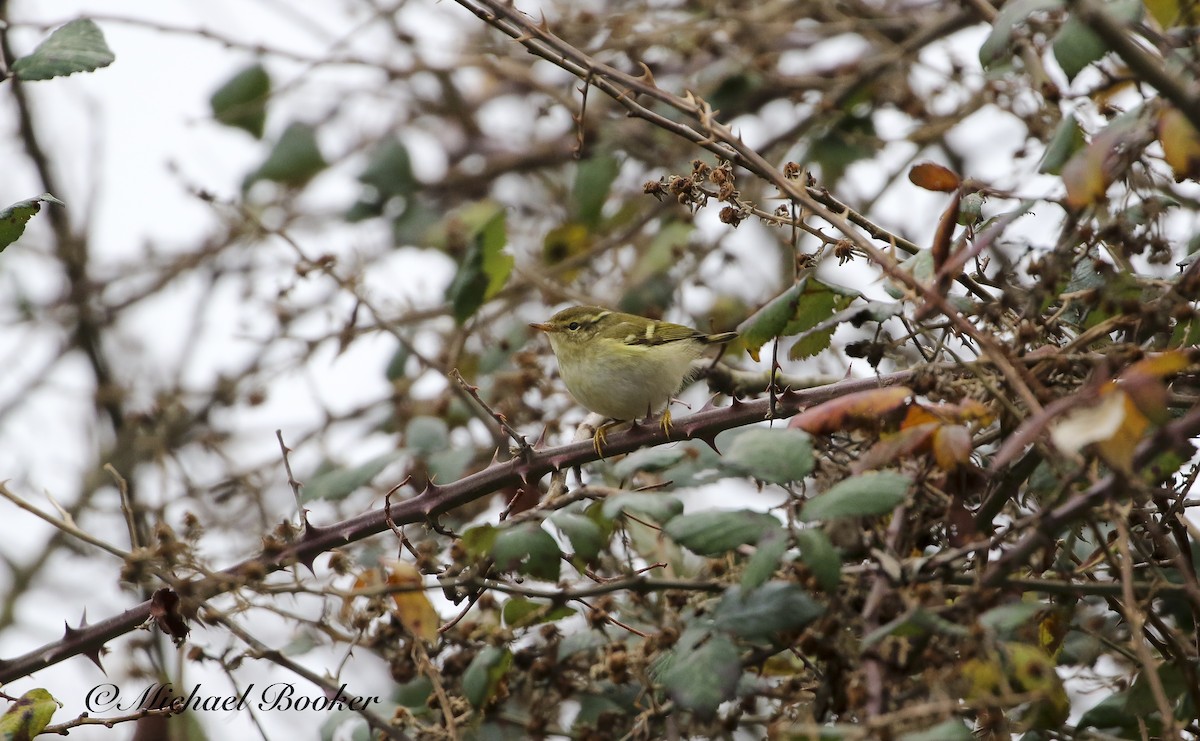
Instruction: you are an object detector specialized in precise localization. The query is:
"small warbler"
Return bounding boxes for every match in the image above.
[530,305,737,452]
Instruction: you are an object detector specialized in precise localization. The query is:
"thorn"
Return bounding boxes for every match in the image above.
[300,510,325,538]
[699,394,721,412]
[420,481,443,498]
[83,643,108,674]
[490,447,501,466]
[297,551,319,574]
[63,610,89,640]
[730,394,743,406]
[698,435,722,455]
[534,426,549,449]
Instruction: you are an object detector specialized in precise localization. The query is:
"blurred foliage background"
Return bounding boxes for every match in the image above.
[2,0,1200,738]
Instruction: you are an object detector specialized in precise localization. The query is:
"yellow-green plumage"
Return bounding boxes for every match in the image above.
[530,305,737,422]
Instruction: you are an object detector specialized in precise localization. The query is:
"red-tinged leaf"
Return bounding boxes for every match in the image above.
[909,162,961,192]
[932,424,973,470]
[933,398,994,425]
[931,190,962,279]
[1117,350,1189,424]
[946,496,975,547]
[900,403,940,429]
[1061,141,1114,209]
[1116,372,1165,429]
[1062,112,1152,209]
[790,386,913,434]
[1158,106,1200,181]
[852,422,937,474]
[907,398,994,427]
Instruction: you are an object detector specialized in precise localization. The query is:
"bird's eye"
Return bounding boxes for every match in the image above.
[567,322,581,331]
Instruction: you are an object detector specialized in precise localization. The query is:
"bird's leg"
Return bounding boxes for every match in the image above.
[593,420,619,457]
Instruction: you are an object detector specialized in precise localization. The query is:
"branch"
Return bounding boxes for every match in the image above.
[0,368,918,683]
[1068,0,1200,132]
[982,402,1200,587]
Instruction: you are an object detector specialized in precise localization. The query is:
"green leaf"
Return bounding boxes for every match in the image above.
[800,472,911,521]
[1076,692,1135,731]
[979,0,1064,68]
[501,597,576,627]
[320,710,373,741]
[741,527,789,590]
[557,629,611,660]
[573,684,639,731]
[461,524,498,558]
[394,677,433,709]
[210,64,270,138]
[552,512,606,562]
[979,602,1044,637]
[884,249,935,299]
[427,448,471,484]
[712,582,824,639]
[795,528,842,592]
[572,154,621,227]
[737,281,804,362]
[1125,662,1188,717]
[0,193,64,252]
[807,112,877,188]
[654,627,740,717]
[492,523,561,580]
[862,608,970,647]
[445,203,512,324]
[11,19,114,81]
[246,122,328,188]
[1039,114,1087,175]
[405,416,449,458]
[606,439,726,490]
[600,492,684,523]
[664,510,781,556]
[723,428,814,484]
[898,719,975,741]
[384,343,409,381]
[786,279,860,360]
[628,221,694,285]
[736,279,860,362]
[0,688,61,740]
[1052,0,1142,81]
[610,447,689,479]
[462,646,512,708]
[301,452,402,502]
[360,138,417,200]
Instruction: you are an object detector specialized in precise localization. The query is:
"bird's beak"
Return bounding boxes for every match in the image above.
[529,322,553,333]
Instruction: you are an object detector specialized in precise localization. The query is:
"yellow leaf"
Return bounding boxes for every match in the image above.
[1049,386,1127,455]
[1158,106,1200,181]
[383,561,441,643]
[0,688,61,740]
[932,424,973,470]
